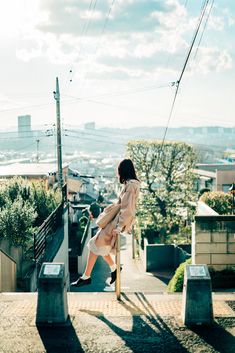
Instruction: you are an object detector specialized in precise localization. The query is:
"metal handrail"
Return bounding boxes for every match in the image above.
[34,202,64,262]
[115,232,121,300]
[77,217,91,256]
[132,226,135,259]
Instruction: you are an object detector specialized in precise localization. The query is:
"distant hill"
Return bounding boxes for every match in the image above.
[0,126,234,163]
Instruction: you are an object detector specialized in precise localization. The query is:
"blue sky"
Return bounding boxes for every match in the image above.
[0,0,234,130]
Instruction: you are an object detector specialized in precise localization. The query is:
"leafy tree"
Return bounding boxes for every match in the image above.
[127,140,196,243]
[30,181,61,227]
[0,178,61,247]
[200,191,232,215]
[0,196,36,247]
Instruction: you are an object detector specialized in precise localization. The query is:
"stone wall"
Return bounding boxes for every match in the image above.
[192,215,235,271]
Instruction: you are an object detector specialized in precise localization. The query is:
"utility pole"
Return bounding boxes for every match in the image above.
[53,77,63,189]
[36,139,40,163]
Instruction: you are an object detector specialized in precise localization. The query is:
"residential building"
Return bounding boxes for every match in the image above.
[194,163,235,192]
[0,162,68,189]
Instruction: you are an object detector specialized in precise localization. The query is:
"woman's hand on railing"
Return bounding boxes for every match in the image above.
[111,229,120,237]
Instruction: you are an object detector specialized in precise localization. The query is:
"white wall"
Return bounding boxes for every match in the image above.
[53,207,69,289]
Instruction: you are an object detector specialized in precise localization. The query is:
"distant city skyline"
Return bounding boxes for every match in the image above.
[0,0,234,130]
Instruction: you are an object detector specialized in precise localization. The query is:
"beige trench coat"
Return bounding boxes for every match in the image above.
[87,179,140,256]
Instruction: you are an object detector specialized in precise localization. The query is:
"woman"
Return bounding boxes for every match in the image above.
[71,158,140,288]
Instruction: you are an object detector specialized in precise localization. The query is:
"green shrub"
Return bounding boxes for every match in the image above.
[167,258,191,292]
[200,191,232,215]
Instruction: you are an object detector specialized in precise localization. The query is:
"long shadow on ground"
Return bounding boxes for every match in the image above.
[37,317,84,353]
[191,318,235,353]
[81,292,189,353]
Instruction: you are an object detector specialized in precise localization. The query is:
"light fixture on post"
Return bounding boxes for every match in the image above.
[229,183,235,215]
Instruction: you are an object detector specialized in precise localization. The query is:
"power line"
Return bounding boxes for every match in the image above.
[64,125,139,139]
[64,133,125,146]
[154,0,211,172]
[65,0,98,91]
[80,0,116,95]
[8,141,39,152]
[64,128,127,141]
[0,132,54,141]
[193,0,214,61]
[63,82,170,100]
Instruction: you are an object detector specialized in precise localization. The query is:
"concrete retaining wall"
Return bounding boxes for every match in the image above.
[141,239,191,272]
[0,239,23,278]
[77,220,97,275]
[192,215,235,271]
[0,250,17,292]
[53,208,69,289]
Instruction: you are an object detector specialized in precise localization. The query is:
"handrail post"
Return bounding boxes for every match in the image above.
[132,226,135,259]
[115,232,121,300]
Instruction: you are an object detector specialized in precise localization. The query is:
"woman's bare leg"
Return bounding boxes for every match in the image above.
[102,254,115,267]
[84,251,98,277]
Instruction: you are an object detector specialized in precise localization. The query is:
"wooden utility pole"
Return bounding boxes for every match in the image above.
[54,77,63,189]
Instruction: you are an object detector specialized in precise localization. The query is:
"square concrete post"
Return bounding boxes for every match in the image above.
[182,264,213,326]
[36,263,68,325]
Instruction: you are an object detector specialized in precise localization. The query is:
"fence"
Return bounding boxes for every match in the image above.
[34,202,64,263]
[77,217,91,256]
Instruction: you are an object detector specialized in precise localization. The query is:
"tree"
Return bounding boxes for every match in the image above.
[0,196,36,247]
[30,181,61,226]
[200,191,232,215]
[127,140,196,243]
[0,177,61,247]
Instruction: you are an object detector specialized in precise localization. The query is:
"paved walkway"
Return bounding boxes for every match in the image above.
[0,292,234,353]
[70,234,169,293]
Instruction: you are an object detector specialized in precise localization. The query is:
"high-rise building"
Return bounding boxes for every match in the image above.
[18,115,32,137]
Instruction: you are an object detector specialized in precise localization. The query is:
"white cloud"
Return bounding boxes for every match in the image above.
[14,0,234,81]
[190,47,233,74]
[208,15,225,31]
[80,10,103,20]
[222,8,235,27]
[151,0,187,29]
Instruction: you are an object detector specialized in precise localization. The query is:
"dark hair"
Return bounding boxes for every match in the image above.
[118,159,139,184]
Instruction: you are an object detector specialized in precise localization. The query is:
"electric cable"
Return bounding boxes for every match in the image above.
[64,132,125,146]
[80,0,116,96]
[154,0,211,175]
[193,0,214,61]
[64,0,98,91]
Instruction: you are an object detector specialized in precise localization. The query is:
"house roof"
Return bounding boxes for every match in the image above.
[0,163,68,177]
[196,163,235,172]
[193,169,216,179]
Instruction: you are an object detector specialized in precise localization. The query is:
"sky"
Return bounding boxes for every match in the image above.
[0,0,235,130]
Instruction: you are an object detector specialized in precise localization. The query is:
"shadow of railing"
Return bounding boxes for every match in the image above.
[80,293,189,353]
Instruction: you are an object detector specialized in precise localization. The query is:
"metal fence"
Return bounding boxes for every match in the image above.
[34,202,64,263]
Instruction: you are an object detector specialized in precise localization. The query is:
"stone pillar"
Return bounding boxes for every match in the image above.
[182,264,213,325]
[36,263,68,325]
